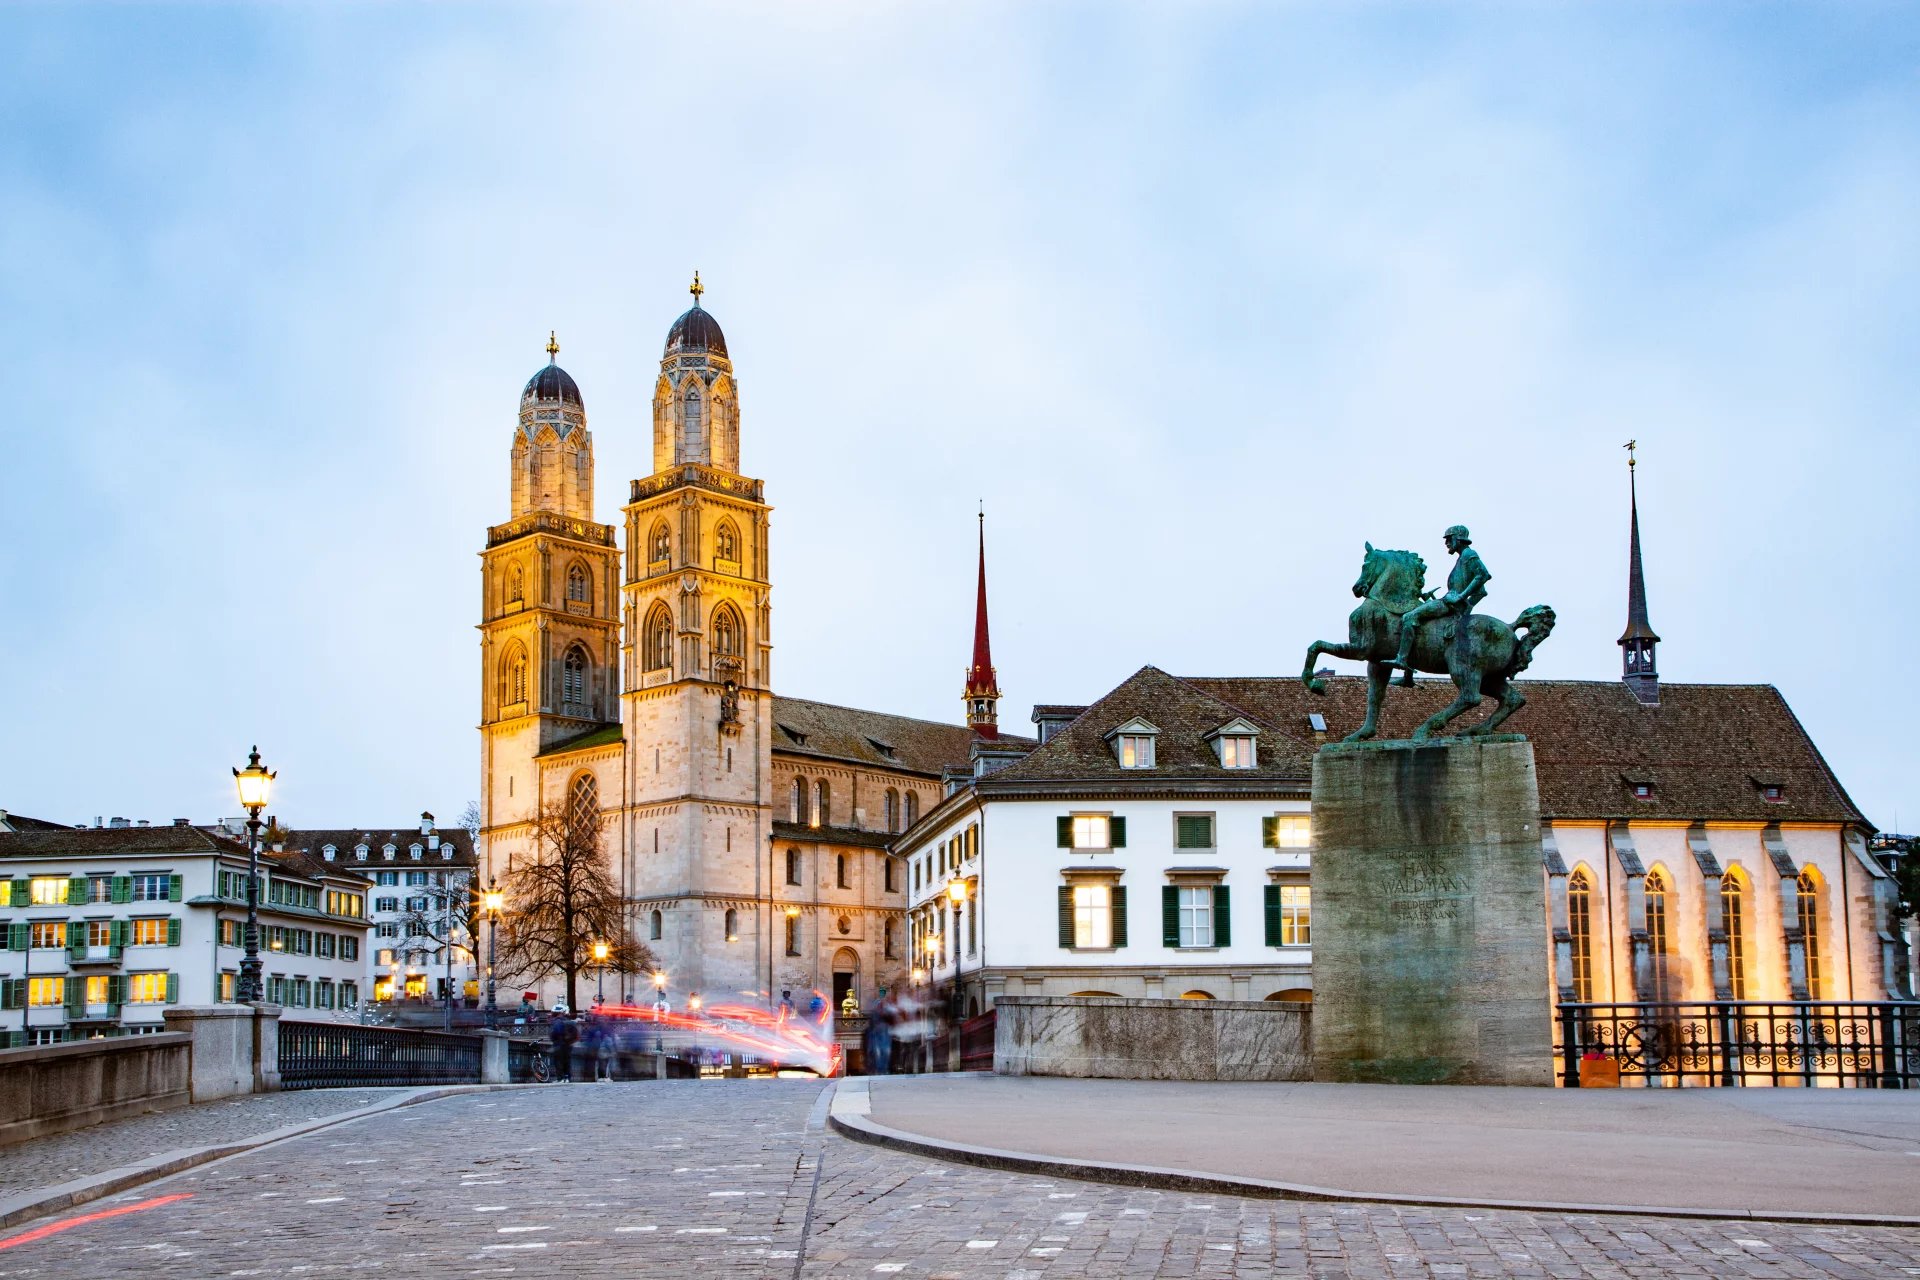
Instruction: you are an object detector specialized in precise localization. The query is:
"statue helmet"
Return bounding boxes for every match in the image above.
[1444,524,1471,544]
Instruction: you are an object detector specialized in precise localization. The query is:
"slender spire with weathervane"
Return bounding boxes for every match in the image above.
[546,330,559,362]
[963,506,1001,737]
[1619,440,1661,705]
[689,270,704,305]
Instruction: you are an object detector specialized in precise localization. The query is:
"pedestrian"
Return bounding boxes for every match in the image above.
[548,1009,579,1082]
[864,993,893,1077]
[579,1014,610,1082]
[807,990,827,1024]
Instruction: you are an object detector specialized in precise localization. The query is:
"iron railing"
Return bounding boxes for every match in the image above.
[279,1022,482,1090]
[507,1038,550,1083]
[1557,1001,1920,1088]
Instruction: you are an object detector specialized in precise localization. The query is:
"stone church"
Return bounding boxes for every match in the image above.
[478,280,1004,1011]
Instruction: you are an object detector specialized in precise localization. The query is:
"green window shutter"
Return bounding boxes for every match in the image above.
[6,922,26,952]
[67,877,88,906]
[1261,817,1280,849]
[167,874,184,903]
[1056,817,1072,848]
[1162,886,1180,947]
[67,923,86,962]
[165,972,180,1005]
[111,876,131,904]
[1213,884,1231,947]
[167,918,182,947]
[111,919,129,950]
[1110,817,1127,848]
[1264,884,1281,947]
[0,979,20,1010]
[1111,886,1128,948]
[64,975,85,1017]
[9,880,28,908]
[109,975,126,1010]
[1176,816,1212,849]
[1057,886,1074,948]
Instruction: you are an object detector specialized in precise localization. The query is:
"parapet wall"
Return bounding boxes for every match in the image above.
[993,996,1311,1081]
[0,1033,191,1146]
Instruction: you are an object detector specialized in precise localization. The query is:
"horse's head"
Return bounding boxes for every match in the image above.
[1352,542,1380,598]
[1354,543,1427,609]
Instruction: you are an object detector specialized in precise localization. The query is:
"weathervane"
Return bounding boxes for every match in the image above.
[546,330,559,362]
[1624,438,1637,470]
[690,270,704,304]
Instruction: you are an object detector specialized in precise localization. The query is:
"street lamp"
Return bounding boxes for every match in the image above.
[483,881,505,1029]
[592,940,610,1004]
[230,746,275,1004]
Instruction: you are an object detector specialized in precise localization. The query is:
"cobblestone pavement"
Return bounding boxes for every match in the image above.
[3,1080,1918,1279]
[0,1088,411,1197]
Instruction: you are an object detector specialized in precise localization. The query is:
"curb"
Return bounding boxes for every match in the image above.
[824,1081,1920,1229]
[0,1083,534,1231]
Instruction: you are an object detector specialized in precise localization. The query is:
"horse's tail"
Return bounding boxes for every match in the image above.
[1507,604,1556,676]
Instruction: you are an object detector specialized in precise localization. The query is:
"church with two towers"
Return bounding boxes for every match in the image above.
[478,279,1000,1011]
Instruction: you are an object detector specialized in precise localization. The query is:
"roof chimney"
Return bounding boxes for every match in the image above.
[173,818,191,826]
[109,816,129,829]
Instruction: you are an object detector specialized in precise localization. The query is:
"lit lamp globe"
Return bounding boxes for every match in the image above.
[232,748,275,812]
[483,884,504,915]
[592,941,610,964]
[945,878,968,906]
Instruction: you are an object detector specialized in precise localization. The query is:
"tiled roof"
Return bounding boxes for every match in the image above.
[771,820,897,850]
[268,846,374,885]
[0,824,249,858]
[772,696,992,777]
[0,810,72,832]
[285,826,478,868]
[984,667,1867,826]
[537,723,623,757]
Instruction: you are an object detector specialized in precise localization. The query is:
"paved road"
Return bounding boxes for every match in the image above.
[3,1080,1917,1278]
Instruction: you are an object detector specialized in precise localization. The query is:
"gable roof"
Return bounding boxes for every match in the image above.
[0,823,248,859]
[0,810,72,832]
[285,826,477,868]
[771,696,1024,776]
[978,667,1866,826]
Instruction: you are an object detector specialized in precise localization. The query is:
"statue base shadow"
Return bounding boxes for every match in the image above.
[1309,736,1551,1086]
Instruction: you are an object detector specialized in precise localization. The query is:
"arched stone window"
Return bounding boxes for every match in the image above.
[1568,866,1594,1002]
[681,385,703,457]
[500,643,529,707]
[650,909,663,941]
[836,854,848,889]
[566,563,589,605]
[1721,868,1748,1000]
[1798,867,1825,998]
[814,780,830,829]
[883,789,899,833]
[562,645,589,710]
[649,521,671,565]
[644,605,673,672]
[790,777,806,824]
[711,604,741,662]
[724,908,738,941]
[715,520,738,562]
[507,565,524,604]
[903,791,918,828]
[569,772,598,835]
[785,848,801,885]
[1645,866,1672,1000]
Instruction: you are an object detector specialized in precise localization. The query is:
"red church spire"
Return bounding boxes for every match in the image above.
[964,508,1001,737]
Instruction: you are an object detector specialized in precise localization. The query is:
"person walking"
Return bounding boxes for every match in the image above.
[863,992,893,1077]
[548,1009,579,1083]
[580,1014,613,1081]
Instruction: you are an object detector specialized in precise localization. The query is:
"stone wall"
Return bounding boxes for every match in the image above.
[993,996,1311,1081]
[0,1033,191,1146]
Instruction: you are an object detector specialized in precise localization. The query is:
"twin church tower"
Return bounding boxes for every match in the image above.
[478,279,999,1009]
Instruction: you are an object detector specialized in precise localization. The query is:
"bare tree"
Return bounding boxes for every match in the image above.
[398,876,479,1024]
[496,797,652,1010]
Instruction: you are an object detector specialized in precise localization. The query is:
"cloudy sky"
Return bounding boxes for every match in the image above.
[3,4,1915,830]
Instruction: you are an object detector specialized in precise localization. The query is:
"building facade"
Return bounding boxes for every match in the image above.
[0,821,371,1044]
[479,285,998,1011]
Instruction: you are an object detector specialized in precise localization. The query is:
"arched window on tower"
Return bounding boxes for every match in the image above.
[569,772,598,836]
[649,521,671,566]
[1645,866,1672,1000]
[1798,867,1825,998]
[715,521,738,563]
[884,789,899,834]
[562,646,589,711]
[507,565,524,605]
[566,563,589,605]
[724,908,738,941]
[814,780,830,829]
[650,909,663,942]
[645,605,673,672]
[500,644,529,708]
[711,604,741,673]
[682,385,703,459]
[790,778,806,824]
[1721,868,1748,1000]
[1568,866,1594,1002]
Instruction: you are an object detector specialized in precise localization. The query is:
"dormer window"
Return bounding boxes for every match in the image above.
[410,845,423,860]
[1207,718,1261,769]
[1761,784,1784,803]
[1632,783,1654,801]
[383,844,396,860]
[355,845,368,860]
[322,845,336,861]
[1106,717,1160,769]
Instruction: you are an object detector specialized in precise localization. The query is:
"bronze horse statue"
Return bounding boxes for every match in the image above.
[1301,544,1555,742]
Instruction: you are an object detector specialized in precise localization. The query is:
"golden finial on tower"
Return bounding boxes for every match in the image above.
[546,330,559,362]
[1624,438,1637,470]
[689,271,704,305]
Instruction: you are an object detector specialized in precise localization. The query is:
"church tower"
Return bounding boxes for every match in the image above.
[963,511,1001,736]
[1618,442,1660,706]
[479,337,622,853]
[621,277,774,999]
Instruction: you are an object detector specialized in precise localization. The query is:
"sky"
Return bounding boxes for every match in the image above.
[2,3,1916,831]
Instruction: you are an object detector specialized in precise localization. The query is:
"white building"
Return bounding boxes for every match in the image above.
[292,816,477,1006]
[0,820,371,1044]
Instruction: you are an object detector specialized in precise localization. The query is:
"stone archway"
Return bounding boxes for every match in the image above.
[832,946,861,1012]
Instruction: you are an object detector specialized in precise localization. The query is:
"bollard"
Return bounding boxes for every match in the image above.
[654,1051,666,1080]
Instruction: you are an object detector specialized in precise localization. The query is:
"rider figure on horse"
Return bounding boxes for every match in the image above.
[1391,525,1490,678]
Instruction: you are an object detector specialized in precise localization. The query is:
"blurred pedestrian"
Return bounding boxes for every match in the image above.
[548,1009,579,1083]
[864,992,893,1076]
[580,1014,612,1082]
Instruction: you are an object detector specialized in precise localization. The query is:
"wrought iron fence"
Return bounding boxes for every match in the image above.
[1557,1001,1919,1088]
[279,1022,483,1090]
[507,1038,551,1083]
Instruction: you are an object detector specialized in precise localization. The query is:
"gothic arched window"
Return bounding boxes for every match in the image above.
[724,908,738,941]
[790,778,806,824]
[903,791,918,828]
[562,646,588,710]
[715,521,738,562]
[566,563,589,605]
[649,521,671,565]
[500,644,529,707]
[1567,867,1594,1002]
[645,605,673,672]
[883,789,899,834]
[507,564,524,604]
[650,909,663,941]
[711,605,740,660]
[1645,866,1672,1000]
[1798,867,1824,998]
[682,385,703,457]
[814,780,830,829]
[568,772,598,836]
[1721,868,1748,1000]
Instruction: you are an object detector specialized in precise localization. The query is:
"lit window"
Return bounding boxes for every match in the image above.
[1265,815,1312,849]
[1177,886,1214,948]
[1568,868,1594,1001]
[87,920,113,948]
[29,921,66,949]
[27,976,63,1005]
[1798,868,1824,998]
[1071,814,1110,850]
[28,876,67,905]
[1116,735,1155,769]
[1218,736,1256,768]
[127,972,169,1003]
[1721,870,1747,1000]
[85,975,112,1005]
[1646,867,1672,999]
[1279,884,1311,946]
[1072,884,1112,949]
[130,918,168,946]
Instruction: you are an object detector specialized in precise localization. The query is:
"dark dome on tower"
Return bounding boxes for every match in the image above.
[664,303,728,360]
[522,363,583,408]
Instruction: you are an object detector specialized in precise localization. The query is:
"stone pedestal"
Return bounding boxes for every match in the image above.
[1310,736,1550,1086]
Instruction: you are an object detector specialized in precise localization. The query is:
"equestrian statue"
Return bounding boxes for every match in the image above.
[1301,525,1556,743]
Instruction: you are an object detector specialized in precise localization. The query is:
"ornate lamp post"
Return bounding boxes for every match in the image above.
[592,940,610,1005]
[231,747,275,1004]
[483,881,504,1029]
